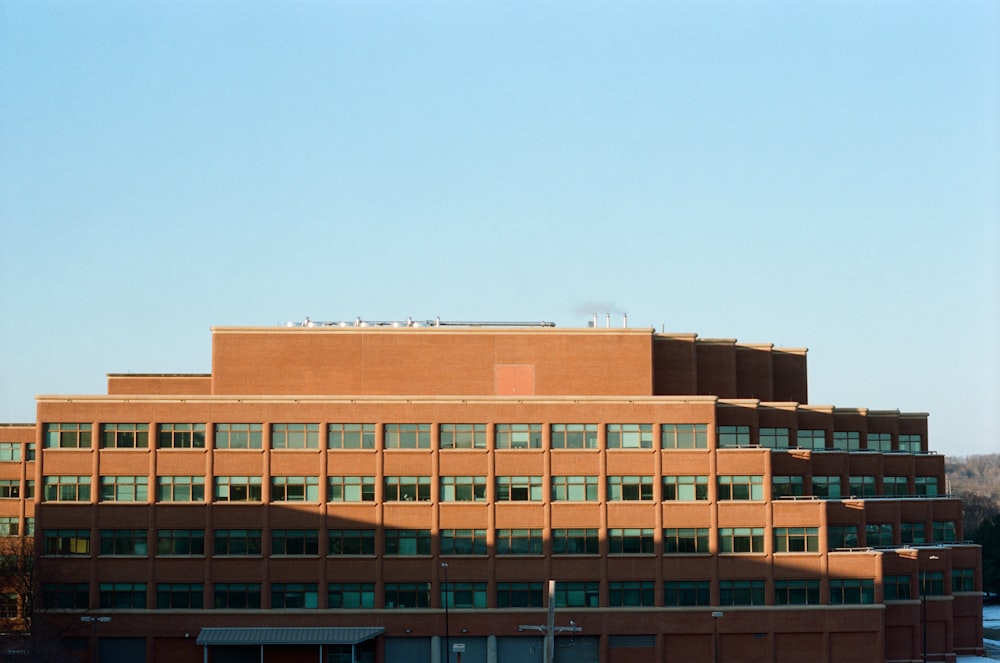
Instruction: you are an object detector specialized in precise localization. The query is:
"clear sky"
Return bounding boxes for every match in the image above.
[1,1,997,456]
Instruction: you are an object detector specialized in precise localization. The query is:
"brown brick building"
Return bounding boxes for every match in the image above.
[0,321,985,662]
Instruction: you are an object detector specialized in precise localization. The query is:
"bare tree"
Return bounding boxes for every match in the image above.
[0,535,85,662]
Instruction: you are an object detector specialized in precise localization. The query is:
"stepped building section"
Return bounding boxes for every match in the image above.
[0,321,985,663]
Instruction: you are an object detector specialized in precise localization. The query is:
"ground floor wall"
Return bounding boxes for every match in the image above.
[28,602,983,663]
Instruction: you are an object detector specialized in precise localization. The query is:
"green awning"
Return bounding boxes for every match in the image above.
[196,627,384,646]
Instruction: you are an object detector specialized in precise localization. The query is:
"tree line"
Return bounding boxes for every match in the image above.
[946,453,1000,597]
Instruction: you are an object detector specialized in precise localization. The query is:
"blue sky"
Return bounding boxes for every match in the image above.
[1,1,997,456]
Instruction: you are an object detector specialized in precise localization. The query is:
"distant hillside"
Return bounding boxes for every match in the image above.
[947,454,1000,596]
[946,453,1000,532]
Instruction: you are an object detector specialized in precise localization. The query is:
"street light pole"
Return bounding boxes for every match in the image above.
[81,616,111,663]
[441,562,450,663]
[711,611,724,663]
[922,554,940,663]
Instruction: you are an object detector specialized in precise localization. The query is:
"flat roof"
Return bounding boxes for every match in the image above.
[196,627,384,646]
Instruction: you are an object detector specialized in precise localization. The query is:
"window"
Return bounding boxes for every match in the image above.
[384,476,431,502]
[327,423,375,449]
[272,583,318,609]
[271,529,319,555]
[664,580,710,606]
[497,582,543,608]
[663,475,708,501]
[329,583,375,608]
[157,583,203,608]
[608,528,654,554]
[663,528,710,554]
[157,476,205,502]
[552,475,599,501]
[832,431,861,451]
[496,528,543,555]
[157,423,205,449]
[607,475,654,501]
[495,424,542,449]
[717,425,751,448]
[440,529,487,555]
[661,423,708,449]
[43,583,89,609]
[0,517,18,536]
[214,423,262,449]
[440,476,486,501]
[0,480,18,499]
[26,444,35,461]
[848,475,876,497]
[100,529,148,556]
[271,476,319,502]
[214,476,262,502]
[551,528,599,555]
[883,476,909,497]
[719,579,766,606]
[0,593,17,619]
[900,522,926,545]
[915,476,939,496]
[550,424,597,449]
[554,581,599,607]
[920,571,945,596]
[759,427,791,449]
[328,476,375,502]
[496,476,542,501]
[952,568,975,592]
[43,529,90,555]
[884,575,912,600]
[608,581,654,606]
[829,578,875,604]
[607,424,652,449]
[384,583,430,609]
[99,583,146,609]
[827,525,859,549]
[101,475,148,502]
[718,527,765,553]
[328,529,375,555]
[213,583,261,609]
[157,529,204,556]
[898,434,922,453]
[796,429,826,450]
[43,422,92,448]
[717,475,763,500]
[0,443,21,461]
[43,475,91,502]
[442,582,487,608]
[774,527,819,553]
[867,432,892,452]
[214,529,262,556]
[774,579,820,605]
[24,480,34,499]
[865,523,894,547]
[101,423,149,448]
[24,517,33,536]
[933,521,957,542]
[439,423,486,449]
[772,475,805,498]
[383,423,430,449]
[812,475,841,498]
[384,529,431,555]
[271,423,319,449]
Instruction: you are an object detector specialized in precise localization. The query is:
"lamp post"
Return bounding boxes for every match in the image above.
[921,554,940,663]
[711,611,724,663]
[441,562,450,663]
[81,616,111,663]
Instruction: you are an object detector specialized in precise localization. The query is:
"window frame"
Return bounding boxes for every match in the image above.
[270,423,319,449]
